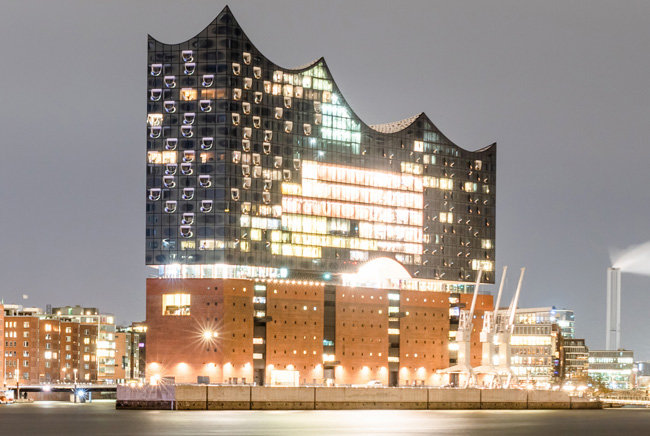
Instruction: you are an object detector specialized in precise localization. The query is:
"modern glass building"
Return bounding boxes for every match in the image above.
[146,6,496,290]
[588,350,634,390]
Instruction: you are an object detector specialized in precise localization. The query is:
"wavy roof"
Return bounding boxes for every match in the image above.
[369,113,423,134]
[149,6,495,154]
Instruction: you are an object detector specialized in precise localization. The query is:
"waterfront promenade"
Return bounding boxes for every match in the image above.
[117,385,599,410]
[1,401,650,435]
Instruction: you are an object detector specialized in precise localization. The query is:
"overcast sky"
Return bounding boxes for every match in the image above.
[1,0,649,357]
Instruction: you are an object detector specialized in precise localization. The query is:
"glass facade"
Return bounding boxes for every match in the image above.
[146,7,496,284]
[588,350,634,390]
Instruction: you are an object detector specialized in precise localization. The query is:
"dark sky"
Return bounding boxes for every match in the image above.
[1,1,649,357]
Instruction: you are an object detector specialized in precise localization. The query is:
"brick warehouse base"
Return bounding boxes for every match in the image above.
[145,278,493,386]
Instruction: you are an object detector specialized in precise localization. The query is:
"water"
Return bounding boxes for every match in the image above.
[1,401,649,435]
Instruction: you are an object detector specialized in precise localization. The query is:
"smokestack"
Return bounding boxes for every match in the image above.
[606,267,621,350]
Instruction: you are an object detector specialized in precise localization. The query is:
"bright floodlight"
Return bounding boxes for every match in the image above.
[202,330,213,340]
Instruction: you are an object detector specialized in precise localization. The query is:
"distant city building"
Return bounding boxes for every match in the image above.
[496,307,575,386]
[115,323,147,382]
[509,321,561,385]
[588,349,634,390]
[562,338,589,381]
[52,306,116,384]
[634,361,650,389]
[513,307,575,339]
[2,304,115,385]
[144,7,497,386]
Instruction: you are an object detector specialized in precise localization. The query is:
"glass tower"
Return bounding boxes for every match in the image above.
[146,7,496,286]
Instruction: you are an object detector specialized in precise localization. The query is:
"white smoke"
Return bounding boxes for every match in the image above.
[611,240,650,276]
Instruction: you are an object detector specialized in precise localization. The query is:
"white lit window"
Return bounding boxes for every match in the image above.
[162,293,191,316]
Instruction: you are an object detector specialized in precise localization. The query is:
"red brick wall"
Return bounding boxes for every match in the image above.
[399,290,451,384]
[146,278,254,383]
[4,316,40,384]
[145,278,493,386]
[37,319,61,383]
[266,282,324,384]
[335,287,389,385]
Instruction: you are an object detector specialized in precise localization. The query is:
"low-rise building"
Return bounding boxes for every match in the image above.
[2,304,114,385]
[52,306,116,384]
[588,350,634,390]
[562,338,589,381]
[115,323,146,383]
[509,322,561,385]
[634,361,650,389]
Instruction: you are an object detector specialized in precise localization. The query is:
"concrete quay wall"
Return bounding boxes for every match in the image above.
[116,385,602,410]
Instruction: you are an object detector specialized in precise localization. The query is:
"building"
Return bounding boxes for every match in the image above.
[2,304,114,385]
[509,321,561,386]
[513,307,575,339]
[562,338,589,381]
[634,361,650,390]
[588,350,634,390]
[52,306,116,384]
[145,7,496,386]
[505,307,586,385]
[115,323,146,383]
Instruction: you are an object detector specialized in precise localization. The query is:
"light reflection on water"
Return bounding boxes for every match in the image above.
[1,401,650,436]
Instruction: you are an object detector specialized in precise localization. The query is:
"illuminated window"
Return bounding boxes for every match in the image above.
[180,88,197,101]
[471,259,494,271]
[147,113,163,126]
[464,182,478,192]
[147,151,162,164]
[439,178,453,190]
[162,293,191,316]
[413,140,424,152]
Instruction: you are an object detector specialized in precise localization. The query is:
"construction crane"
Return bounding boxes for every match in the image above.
[474,266,508,387]
[438,269,483,388]
[494,267,526,388]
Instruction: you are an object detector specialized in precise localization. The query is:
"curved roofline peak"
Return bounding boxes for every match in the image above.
[149,6,496,155]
